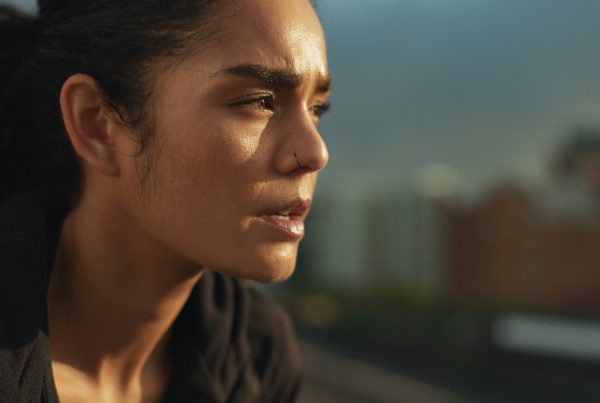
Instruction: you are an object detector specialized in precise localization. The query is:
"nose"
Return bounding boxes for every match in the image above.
[274,112,329,175]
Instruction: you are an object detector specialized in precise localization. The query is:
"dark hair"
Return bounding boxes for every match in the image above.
[0,0,224,210]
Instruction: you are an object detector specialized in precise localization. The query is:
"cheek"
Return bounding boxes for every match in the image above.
[150,113,272,229]
[134,99,295,273]
[167,105,267,173]
[208,123,266,170]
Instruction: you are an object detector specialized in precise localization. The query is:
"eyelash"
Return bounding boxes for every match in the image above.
[233,94,275,112]
[232,94,330,119]
[311,102,331,118]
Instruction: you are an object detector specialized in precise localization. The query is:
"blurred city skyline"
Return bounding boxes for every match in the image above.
[8,0,600,196]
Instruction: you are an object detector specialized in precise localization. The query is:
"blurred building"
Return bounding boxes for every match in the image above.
[300,183,444,292]
[443,134,600,313]
[362,190,443,292]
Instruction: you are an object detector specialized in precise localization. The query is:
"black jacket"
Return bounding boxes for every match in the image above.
[0,192,302,403]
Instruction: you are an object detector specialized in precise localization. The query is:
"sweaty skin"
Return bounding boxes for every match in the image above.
[47,0,331,402]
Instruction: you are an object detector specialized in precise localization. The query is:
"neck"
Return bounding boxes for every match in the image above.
[47,192,204,393]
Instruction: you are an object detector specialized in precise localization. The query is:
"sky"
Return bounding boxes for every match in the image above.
[314,0,600,194]
[7,0,600,195]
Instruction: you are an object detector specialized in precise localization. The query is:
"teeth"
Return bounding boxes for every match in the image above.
[272,214,291,220]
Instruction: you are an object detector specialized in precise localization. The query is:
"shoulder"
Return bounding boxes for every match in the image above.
[244,282,301,370]
[241,280,303,403]
[199,271,302,402]
[0,191,54,403]
[177,271,302,402]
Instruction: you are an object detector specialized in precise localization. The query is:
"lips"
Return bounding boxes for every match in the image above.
[258,198,312,239]
[261,199,312,220]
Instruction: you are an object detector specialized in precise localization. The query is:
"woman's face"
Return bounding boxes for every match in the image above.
[119,0,330,282]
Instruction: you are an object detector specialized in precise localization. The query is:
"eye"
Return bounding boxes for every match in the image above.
[310,101,331,119]
[231,94,275,112]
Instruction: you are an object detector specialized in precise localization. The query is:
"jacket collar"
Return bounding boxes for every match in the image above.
[0,191,61,402]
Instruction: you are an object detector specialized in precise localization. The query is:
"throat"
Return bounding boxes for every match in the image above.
[48,310,175,403]
[45,186,203,402]
[51,354,172,403]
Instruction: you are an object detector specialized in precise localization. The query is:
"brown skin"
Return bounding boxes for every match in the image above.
[47,0,330,401]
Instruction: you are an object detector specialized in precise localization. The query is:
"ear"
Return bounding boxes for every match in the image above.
[59,74,121,177]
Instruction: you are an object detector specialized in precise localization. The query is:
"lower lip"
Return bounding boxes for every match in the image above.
[259,215,305,240]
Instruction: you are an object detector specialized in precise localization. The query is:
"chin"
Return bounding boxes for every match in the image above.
[260,266,295,284]
[243,259,296,284]
[205,241,299,283]
[236,246,299,284]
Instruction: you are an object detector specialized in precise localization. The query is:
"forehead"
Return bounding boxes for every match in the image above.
[212,0,328,78]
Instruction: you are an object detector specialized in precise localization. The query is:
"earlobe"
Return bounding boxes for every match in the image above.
[59,73,121,177]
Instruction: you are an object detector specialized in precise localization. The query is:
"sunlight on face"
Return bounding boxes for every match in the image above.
[122,0,331,283]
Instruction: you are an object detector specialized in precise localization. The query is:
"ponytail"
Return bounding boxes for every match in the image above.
[0,4,84,211]
[0,6,39,202]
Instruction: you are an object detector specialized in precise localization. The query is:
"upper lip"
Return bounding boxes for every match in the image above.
[260,198,313,220]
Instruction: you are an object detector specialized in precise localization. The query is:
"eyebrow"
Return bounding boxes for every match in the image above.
[217,64,333,94]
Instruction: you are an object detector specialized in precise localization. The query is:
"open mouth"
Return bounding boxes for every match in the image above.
[258,198,312,239]
[262,199,312,220]
[268,211,301,221]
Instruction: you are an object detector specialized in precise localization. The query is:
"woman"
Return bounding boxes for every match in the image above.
[0,0,331,401]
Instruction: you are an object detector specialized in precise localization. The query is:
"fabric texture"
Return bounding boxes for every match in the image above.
[0,192,302,403]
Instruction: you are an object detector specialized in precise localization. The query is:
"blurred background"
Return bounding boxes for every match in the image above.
[291,1,600,402]
[9,0,600,401]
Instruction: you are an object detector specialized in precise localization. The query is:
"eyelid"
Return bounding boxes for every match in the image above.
[229,93,276,114]
[227,92,330,120]
[227,92,274,104]
[311,101,331,119]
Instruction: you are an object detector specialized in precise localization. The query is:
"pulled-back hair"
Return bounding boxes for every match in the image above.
[0,0,223,210]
